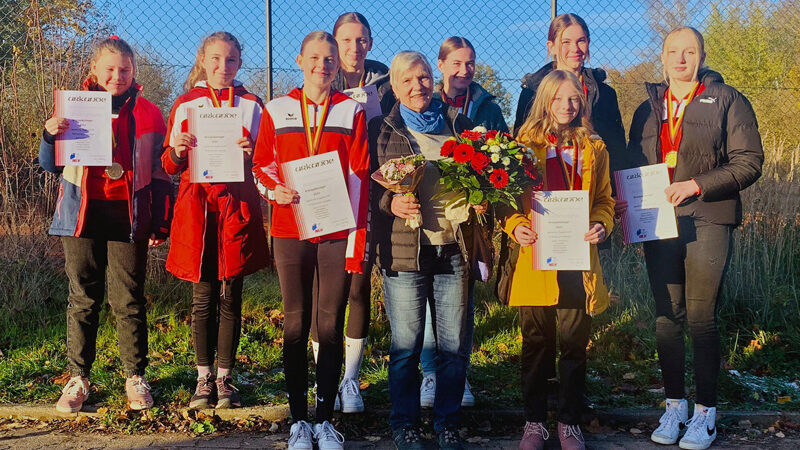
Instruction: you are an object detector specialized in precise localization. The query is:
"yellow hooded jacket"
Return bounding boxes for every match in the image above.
[500,137,615,315]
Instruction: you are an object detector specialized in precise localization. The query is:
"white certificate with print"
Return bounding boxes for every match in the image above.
[281,152,355,240]
[54,90,112,166]
[530,190,590,271]
[614,163,678,244]
[188,106,244,183]
[343,84,382,122]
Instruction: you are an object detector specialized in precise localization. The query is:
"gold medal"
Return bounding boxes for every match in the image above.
[105,162,124,180]
[665,151,678,168]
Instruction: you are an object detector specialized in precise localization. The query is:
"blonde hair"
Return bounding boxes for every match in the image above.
[516,70,594,148]
[548,13,591,68]
[333,12,372,38]
[87,37,135,84]
[300,30,338,55]
[661,26,706,84]
[437,36,475,61]
[183,31,242,93]
[389,51,432,88]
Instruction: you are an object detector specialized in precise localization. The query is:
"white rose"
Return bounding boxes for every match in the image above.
[502,157,511,166]
[491,153,500,163]
[490,145,501,153]
[472,126,487,133]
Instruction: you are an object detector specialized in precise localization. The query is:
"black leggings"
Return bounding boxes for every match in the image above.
[191,212,244,370]
[311,261,373,341]
[644,216,733,407]
[273,237,348,422]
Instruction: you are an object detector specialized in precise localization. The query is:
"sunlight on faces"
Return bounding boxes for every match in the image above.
[550,80,582,128]
[90,51,134,96]
[662,29,705,84]
[394,62,433,113]
[297,39,339,90]
[201,40,242,89]
[334,22,371,72]
[548,24,589,73]
[438,47,475,94]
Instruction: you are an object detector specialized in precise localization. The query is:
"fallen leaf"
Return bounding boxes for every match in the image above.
[777,396,791,404]
[75,415,89,425]
[623,372,636,380]
[359,381,370,390]
[777,432,786,438]
[52,371,72,386]
[630,427,642,434]
[269,421,279,433]
[365,436,381,442]
[497,343,509,353]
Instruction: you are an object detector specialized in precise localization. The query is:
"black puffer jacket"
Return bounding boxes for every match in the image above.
[513,62,627,181]
[368,102,477,272]
[627,69,763,226]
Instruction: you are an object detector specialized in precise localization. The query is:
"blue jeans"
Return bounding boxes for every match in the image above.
[421,279,474,374]
[382,244,469,433]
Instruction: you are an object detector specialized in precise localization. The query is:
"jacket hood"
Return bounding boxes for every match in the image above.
[521,62,607,90]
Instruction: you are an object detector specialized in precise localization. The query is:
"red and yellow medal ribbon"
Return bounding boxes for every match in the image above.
[556,141,578,191]
[345,72,365,89]
[666,82,699,145]
[208,86,234,108]
[300,89,332,156]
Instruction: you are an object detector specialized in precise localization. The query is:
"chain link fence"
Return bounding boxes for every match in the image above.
[1,0,799,214]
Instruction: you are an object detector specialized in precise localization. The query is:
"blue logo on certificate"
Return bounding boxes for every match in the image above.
[70,153,80,162]
[312,223,323,233]
[636,228,647,239]
[203,169,213,180]
[546,257,557,267]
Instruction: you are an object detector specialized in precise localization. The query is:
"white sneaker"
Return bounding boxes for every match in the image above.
[651,398,689,444]
[679,405,717,450]
[313,420,345,450]
[288,420,313,450]
[420,373,436,408]
[338,378,365,413]
[461,378,475,407]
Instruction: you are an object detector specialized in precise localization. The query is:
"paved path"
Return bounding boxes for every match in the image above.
[0,428,796,449]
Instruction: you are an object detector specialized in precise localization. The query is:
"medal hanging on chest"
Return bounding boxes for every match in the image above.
[105,114,123,180]
[664,82,700,169]
[300,90,332,156]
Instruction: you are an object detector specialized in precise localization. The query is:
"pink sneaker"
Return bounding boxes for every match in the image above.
[558,423,586,450]
[125,375,153,410]
[519,421,549,450]
[55,377,89,413]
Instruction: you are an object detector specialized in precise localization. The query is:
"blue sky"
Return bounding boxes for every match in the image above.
[107,0,724,107]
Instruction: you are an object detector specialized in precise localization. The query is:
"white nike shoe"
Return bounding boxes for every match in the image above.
[419,373,436,408]
[337,377,365,413]
[679,405,717,450]
[288,420,313,450]
[651,398,689,444]
[314,420,345,450]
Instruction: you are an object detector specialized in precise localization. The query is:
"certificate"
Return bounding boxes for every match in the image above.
[343,84,382,122]
[281,152,356,240]
[54,90,112,166]
[530,190,590,271]
[614,163,678,244]
[188,106,244,183]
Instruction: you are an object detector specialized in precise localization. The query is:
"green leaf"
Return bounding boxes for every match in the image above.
[469,190,484,205]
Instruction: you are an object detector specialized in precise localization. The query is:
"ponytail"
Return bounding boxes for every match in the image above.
[183,31,243,93]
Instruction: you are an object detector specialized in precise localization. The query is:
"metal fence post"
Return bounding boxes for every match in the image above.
[265,0,273,102]
[551,0,557,21]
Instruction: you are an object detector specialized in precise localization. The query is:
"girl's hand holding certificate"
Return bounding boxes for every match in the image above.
[45,117,70,136]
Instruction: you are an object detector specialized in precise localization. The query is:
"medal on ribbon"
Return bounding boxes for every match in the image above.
[300,89,332,156]
[105,162,124,180]
[208,86,234,108]
[665,82,700,169]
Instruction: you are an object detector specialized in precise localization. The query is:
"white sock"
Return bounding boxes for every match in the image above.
[197,365,212,379]
[312,340,319,364]
[217,367,231,378]
[343,337,366,381]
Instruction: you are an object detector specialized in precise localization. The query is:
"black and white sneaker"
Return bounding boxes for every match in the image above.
[651,398,689,444]
[679,405,717,450]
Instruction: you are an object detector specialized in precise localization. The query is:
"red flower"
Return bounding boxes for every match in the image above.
[522,157,539,180]
[486,130,498,140]
[501,132,513,139]
[440,139,457,157]
[470,152,489,174]
[453,143,475,164]
[489,168,509,188]
[460,130,482,141]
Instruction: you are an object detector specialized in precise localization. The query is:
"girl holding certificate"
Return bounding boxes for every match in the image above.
[500,70,614,450]
[627,27,763,450]
[162,31,268,410]
[252,31,369,450]
[305,12,388,415]
[40,36,172,413]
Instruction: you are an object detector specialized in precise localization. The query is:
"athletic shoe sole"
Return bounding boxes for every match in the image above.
[679,435,715,450]
[651,432,679,445]
[55,404,82,413]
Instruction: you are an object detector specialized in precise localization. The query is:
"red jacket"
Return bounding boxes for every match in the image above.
[252,88,369,273]
[162,80,268,282]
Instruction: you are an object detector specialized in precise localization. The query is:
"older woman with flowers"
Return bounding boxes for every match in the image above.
[369,51,484,450]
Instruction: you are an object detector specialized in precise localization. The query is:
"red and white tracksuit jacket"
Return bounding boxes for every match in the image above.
[252,88,369,273]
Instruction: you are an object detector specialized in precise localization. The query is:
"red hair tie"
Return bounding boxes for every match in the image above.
[109,35,120,40]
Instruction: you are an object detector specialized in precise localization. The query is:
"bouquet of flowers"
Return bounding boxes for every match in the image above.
[437,126,540,212]
[371,154,427,229]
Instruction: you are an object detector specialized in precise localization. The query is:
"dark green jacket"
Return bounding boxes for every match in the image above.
[435,81,508,133]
